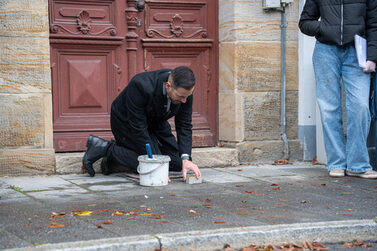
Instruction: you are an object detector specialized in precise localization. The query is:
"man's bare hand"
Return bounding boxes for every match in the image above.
[182,159,201,181]
[363,60,376,73]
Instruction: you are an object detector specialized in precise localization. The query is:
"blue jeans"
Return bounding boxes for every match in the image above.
[313,41,372,173]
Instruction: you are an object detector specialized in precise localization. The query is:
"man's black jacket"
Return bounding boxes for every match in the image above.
[110,69,193,157]
[299,0,377,62]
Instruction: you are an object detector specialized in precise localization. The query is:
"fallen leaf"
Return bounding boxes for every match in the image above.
[103,220,112,224]
[312,156,321,165]
[236,212,248,215]
[267,218,280,221]
[169,194,176,196]
[205,198,211,202]
[236,184,244,187]
[48,222,64,228]
[202,205,213,208]
[273,187,281,191]
[342,242,353,248]
[255,193,264,196]
[75,211,92,216]
[88,204,96,207]
[81,165,87,173]
[272,159,292,165]
[96,225,103,228]
[241,200,247,203]
[245,191,254,194]
[343,213,352,216]
[271,184,279,186]
[161,221,169,223]
[189,209,200,215]
[278,198,288,201]
[301,200,307,204]
[293,242,303,248]
[321,184,326,186]
[214,221,225,224]
[237,169,243,171]
[150,215,164,219]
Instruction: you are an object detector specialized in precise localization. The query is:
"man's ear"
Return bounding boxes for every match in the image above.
[165,81,172,90]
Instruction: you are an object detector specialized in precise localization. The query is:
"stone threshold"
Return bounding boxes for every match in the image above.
[55,147,239,174]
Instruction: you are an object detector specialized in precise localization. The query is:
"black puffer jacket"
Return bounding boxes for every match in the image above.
[299,0,377,62]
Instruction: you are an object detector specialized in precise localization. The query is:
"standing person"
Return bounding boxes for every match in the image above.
[299,0,377,179]
[82,66,201,181]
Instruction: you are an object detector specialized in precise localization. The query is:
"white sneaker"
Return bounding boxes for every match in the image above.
[329,169,345,177]
[346,170,377,179]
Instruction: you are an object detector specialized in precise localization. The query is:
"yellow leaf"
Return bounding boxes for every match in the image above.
[75,211,93,216]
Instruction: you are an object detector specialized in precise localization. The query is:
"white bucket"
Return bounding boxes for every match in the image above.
[137,155,171,186]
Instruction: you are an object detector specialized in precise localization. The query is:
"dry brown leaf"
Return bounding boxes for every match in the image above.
[161,221,169,223]
[236,184,244,187]
[271,183,279,186]
[150,215,164,219]
[205,198,211,202]
[267,218,280,221]
[245,191,254,194]
[278,198,288,201]
[272,159,292,165]
[343,213,352,216]
[241,200,247,203]
[48,222,64,228]
[236,212,248,215]
[103,220,112,224]
[237,169,243,172]
[292,242,303,248]
[97,225,103,228]
[88,204,96,207]
[81,165,87,173]
[214,221,225,224]
[273,187,281,191]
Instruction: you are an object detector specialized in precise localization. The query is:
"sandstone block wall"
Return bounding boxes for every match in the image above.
[0,0,55,175]
[219,0,302,162]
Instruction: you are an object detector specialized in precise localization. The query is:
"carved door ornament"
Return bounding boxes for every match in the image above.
[170,14,183,37]
[77,10,92,34]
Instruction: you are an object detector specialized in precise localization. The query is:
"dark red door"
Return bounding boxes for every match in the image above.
[49,0,218,152]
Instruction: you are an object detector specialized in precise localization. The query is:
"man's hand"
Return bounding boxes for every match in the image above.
[363,60,376,73]
[182,159,201,181]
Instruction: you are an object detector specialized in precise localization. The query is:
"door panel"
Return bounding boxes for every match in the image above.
[50,0,218,151]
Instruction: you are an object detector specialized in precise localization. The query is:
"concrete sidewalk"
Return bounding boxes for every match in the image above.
[0,162,376,250]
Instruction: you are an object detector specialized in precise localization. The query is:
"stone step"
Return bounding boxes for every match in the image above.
[55,147,239,174]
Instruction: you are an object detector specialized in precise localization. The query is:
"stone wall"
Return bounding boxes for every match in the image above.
[219,0,302,163]
[0,0,55,175]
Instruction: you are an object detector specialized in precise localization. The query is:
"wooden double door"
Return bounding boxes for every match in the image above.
[49,0,218,152]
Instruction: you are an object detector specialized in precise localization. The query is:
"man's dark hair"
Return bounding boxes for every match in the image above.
[171,66,195,90]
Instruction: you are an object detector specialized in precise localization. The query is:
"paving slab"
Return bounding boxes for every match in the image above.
[1,163,377,250]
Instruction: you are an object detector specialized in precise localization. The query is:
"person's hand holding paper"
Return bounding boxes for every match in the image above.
[355,34,376,73]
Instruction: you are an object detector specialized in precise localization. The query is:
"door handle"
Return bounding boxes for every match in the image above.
[135,0,145,12]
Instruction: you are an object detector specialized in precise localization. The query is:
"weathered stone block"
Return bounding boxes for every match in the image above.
[0,37,51,93]
[219,93,244,142]
[0,94,45,147]
[236,139,302,163]
[0,0,49,37]
[0,149,55,176]
[235,42,298,92]
[244,91,298,141]
[219,42,236,91]
[219,0,299,42]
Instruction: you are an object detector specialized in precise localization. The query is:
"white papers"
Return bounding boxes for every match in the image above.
[355,34,367,68]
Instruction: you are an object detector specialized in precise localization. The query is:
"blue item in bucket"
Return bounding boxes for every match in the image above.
[145,143,153,159]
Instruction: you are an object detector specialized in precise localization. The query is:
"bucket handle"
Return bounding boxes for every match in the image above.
[137,163,166,175]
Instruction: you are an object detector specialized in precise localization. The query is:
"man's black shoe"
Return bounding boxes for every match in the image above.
[82,135,110,177]
[101,157,112,175]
